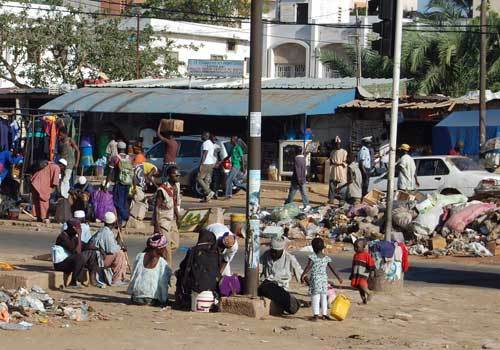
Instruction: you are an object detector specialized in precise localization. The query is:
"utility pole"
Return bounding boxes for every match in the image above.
[135,8,141,80]
[383,0,403,240]
[245,0,263,297]
[479,0,487,147]
[355,7,362,86]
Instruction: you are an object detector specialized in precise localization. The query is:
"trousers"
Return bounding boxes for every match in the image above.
[311,293,328,316]
[60,168,73,199]
[285,181,309,207]
[225,167,246,197]
[113,183,130,224]
[258,280,300,315]
[54,250,98,286]
[196,164,214,196]
[328,180,347,202]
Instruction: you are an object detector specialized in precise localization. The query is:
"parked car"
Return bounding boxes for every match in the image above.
[146,135,244,197]
[368,156,500,198]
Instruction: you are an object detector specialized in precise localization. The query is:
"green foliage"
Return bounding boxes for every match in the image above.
[0,2,178,88]
[320,10,500,97]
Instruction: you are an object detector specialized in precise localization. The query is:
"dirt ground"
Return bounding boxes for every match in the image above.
[2,267,500,350]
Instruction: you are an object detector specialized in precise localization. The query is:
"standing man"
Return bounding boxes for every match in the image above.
[139,127,156,152]
[397,144,419,193]
[225,136,246,199]
[105,141,133,228]
[156,124,179,178]
[357,136,372,198]
[58,127,80,199]
[285,148,310,211]
[338,153,363,205]
[153,166,181,266]
[448,140,464,156]
[197,131,216,202]
[328,136,348,204]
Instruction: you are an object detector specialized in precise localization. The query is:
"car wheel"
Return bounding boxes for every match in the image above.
[440,188,461,195]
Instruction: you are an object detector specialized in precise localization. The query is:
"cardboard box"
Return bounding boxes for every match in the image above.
[430,236,447,250]
[362,189,386,206]
[160,118,184,133]
[486,241,497,256]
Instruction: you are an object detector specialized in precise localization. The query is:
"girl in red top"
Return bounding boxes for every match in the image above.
[350,239,375,304]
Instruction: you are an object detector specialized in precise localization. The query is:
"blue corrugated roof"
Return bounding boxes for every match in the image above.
[40,87,355,117]
[435,109,500,127]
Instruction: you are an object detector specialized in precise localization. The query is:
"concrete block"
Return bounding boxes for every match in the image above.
[0,270,64,291]
[48,271,65,290]
[220,295,270,318]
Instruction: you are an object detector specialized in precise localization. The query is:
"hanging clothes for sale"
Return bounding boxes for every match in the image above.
[10,119,20,151]
[0,116,12,152]
[43,115,58,161]
[26,119,49,169]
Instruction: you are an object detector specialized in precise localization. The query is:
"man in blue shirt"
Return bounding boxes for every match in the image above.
[357,137,372,198]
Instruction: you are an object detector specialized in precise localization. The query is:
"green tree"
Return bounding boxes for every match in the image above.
[144,0,251,23]
[0,2,178,88]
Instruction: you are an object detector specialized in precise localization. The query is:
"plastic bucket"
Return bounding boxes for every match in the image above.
[230,213,246,237]
[191,291,215,313]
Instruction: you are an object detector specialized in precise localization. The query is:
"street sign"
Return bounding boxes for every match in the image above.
[187,59,244,78]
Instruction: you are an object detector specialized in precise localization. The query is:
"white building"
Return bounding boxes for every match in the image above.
[119,18,250,76]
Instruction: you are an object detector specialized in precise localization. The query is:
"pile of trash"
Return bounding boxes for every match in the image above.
[259,190,499,258]
[0,286,102,331]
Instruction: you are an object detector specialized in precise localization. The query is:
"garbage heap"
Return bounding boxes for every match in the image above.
[259,191,499,257]
[0,286,103,330]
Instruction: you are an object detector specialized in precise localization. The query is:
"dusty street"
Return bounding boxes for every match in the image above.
[1,224,500,350]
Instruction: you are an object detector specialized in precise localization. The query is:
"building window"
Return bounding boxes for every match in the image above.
[296,3,308,24]
[227,40,237,51]
[275,64,305,78]
[211,55,224,61]
[324,65,340,78]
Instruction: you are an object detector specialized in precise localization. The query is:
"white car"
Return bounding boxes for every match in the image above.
[369,156,500,197]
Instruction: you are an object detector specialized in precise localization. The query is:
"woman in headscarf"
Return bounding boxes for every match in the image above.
[127,234,172,306]
[174,229,221,309]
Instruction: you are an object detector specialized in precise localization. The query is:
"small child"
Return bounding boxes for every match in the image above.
[350,239,375,304]
[301,237,343,321]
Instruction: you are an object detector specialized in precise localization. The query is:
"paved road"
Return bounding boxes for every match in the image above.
[1,227,500,289]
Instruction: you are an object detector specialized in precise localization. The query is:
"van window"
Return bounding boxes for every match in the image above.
[147,143,164,159]
[178,140,203,158]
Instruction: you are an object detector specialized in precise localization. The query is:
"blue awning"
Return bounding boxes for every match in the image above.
[39,87,355,117]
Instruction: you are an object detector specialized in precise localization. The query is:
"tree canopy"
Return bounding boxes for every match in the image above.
[0,2,178,88]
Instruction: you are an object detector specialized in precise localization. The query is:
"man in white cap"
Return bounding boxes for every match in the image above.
[105,141,133,227]
[73,210,92,244]
[357,136,373,197]
[328,136,348,204]
[397,144,419,192]
[258,237,303,315]
[89,212,128,285]
[205,223,238,276]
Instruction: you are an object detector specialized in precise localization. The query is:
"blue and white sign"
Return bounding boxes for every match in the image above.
[187,59,244,78]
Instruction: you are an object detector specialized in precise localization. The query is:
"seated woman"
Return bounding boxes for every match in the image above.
[128,234,172,306]
[175,229,221,310]
[52,219,99,289]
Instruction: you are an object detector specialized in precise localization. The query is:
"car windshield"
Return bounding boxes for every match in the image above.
[449,157,484,171]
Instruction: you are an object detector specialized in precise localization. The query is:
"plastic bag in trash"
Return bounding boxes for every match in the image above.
[271,203,300,221]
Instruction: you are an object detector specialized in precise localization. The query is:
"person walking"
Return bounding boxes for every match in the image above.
[397,144,419,192]
[328,136,348,204]
[31,160,61,222]
[225,136,246,199]
[156,124,179,178]
[105,141,133,227]
[285,148,310,211]
[57,127,80,199]
[301,237,343,321]
[357,136,372,198]
[196,131,216,202]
